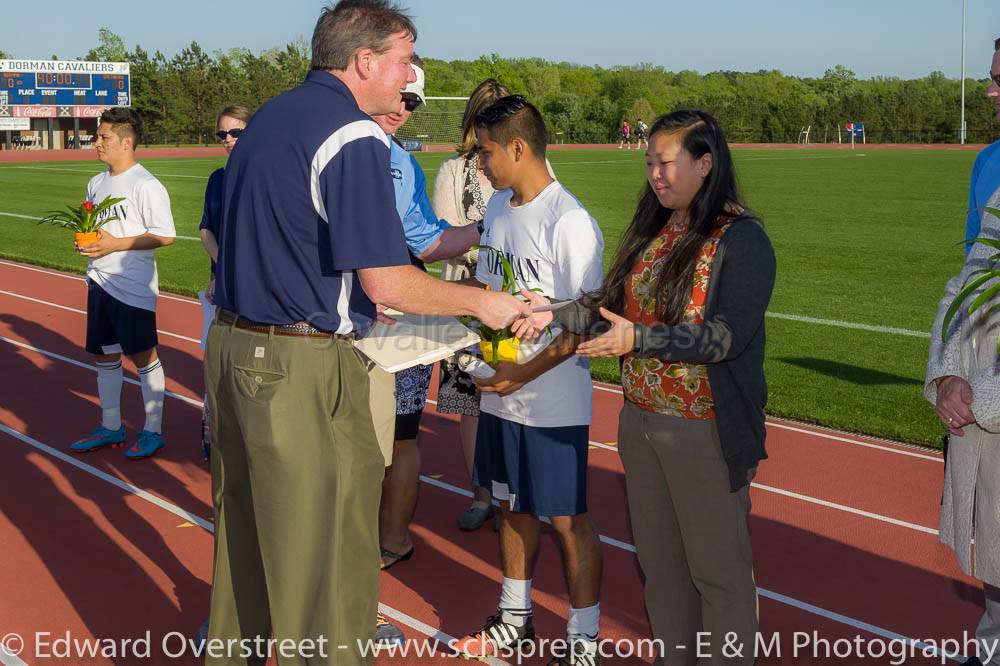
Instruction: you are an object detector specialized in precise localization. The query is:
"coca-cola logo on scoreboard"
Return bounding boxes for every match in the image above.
[75,106,108,118]
[13,106,57,118]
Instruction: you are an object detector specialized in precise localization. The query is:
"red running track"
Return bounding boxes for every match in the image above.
[0,258,987,664]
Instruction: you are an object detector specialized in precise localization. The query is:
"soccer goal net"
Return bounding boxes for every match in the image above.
[395,96,469,147]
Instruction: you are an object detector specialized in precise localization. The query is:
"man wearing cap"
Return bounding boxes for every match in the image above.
[372,53,485,574]
[204,2,527,663]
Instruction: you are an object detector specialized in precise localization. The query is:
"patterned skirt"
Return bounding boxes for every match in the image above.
[396,364,433,415]
[436,358,481,416]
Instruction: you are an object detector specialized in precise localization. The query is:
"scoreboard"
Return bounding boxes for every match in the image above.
[0,60,130,112]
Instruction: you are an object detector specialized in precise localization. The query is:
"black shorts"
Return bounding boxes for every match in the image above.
[85,281,158,356]
[394,409,424,441]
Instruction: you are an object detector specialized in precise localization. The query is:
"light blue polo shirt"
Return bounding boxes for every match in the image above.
[389,138,450,256]
[965,139,1000,255]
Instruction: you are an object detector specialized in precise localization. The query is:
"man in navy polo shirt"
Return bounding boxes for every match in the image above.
[203,1,527,662]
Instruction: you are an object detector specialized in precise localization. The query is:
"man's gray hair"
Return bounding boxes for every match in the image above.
[311,0,417,71]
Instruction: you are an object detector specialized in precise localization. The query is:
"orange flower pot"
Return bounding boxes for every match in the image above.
[74,231,100,246]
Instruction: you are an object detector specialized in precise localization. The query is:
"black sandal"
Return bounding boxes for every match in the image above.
[379,545,414,570]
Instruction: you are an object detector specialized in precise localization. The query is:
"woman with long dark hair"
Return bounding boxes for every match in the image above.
[517,109,775,665]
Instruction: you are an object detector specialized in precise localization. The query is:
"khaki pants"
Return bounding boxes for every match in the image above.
[366,364,395,466]
[204,321,385,665]
[618,401,758,666]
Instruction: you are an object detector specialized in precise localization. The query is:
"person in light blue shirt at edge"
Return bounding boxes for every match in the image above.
[965,37,1000,255]
[370,55,482,584]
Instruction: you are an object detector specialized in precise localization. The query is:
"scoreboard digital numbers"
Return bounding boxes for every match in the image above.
[0,60,130,108]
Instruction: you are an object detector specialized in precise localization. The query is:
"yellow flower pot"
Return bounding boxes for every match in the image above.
[480,337,520,364]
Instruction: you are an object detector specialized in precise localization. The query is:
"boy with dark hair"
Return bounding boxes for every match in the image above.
[69,107,176,459]
[454,95,606,666]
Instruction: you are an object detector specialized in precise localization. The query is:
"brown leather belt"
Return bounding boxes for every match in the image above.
[217,309,355,340]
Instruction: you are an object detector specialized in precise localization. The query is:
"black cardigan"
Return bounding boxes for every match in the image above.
[553,217,777,491]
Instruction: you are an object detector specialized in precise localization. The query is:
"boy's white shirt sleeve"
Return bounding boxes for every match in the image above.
[86,174,98,202]
[138,179,177,238]
[553,208,605,298]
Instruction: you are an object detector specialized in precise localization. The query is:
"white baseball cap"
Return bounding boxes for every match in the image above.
[403,63,426,105]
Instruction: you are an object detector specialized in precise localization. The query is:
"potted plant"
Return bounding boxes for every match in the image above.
[942,206,1000,349]
[37,195,126,247]
[460,244,547,366]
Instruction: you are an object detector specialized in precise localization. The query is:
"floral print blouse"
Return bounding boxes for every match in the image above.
[621,217,730,419]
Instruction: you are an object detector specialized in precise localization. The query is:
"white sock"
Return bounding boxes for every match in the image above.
[96,359,123,431]
[498,576,532,627]
[567,603,600,650]
[138,358,165,434]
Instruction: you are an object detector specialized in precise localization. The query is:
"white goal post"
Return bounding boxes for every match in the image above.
[395,96,470,147]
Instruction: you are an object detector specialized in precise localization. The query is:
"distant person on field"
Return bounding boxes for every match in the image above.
[636,118,649,149]
[928,191,1000,666]
[965,37,1000,255]
[618,119,632,149]
[69,108,176,459]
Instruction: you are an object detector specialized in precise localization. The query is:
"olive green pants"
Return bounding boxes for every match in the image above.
[204,320,385,665]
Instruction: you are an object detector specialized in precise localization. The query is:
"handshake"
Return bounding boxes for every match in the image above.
[475,288,555,340]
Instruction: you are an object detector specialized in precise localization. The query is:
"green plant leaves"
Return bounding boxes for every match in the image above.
[36,195,126,233]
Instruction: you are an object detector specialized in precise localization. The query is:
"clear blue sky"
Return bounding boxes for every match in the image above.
[2,0,998,79]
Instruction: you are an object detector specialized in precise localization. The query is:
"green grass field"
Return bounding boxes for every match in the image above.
[0,148,972,447]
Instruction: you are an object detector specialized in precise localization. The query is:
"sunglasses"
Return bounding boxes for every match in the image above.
[215,128,244,141]
[403,97,422,112]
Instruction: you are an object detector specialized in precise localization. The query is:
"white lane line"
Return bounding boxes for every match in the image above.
[0,259,931,337]
[0,423,213,530]
[751,483,939,535]
[0,646,29,666]
[422,401,937,532]
[0,422,467,654]
[0,262,942,463]
[1,166,208,180]
[766,422,942,463]
[0,290,202,345]
[375,604,459,652]
[765,311,929,338]
[754,589,959,662]
[0,212,199,241]
[1,335,203,408]
[0,346,958,661]
[2,332,942,538]
[590,382,942,463]
[414,475,957,662]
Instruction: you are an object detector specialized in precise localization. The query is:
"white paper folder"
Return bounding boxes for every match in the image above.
[353,310,481,373]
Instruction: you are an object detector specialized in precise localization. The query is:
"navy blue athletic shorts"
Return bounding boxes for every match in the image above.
[473,412,589,517]
[85,280,158,356]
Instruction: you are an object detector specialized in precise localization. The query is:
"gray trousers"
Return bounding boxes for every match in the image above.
[977,584,1000,665]
[618,401,758,666]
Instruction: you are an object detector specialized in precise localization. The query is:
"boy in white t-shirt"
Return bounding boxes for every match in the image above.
[69,108,176,459]
[453,96,606,666]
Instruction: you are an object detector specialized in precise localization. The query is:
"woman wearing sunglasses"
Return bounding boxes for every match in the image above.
[516,110,775,665]
[192,104,252,653]
[200,105,251,297]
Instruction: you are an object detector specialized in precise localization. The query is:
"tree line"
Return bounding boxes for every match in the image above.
[2,29,997,145]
